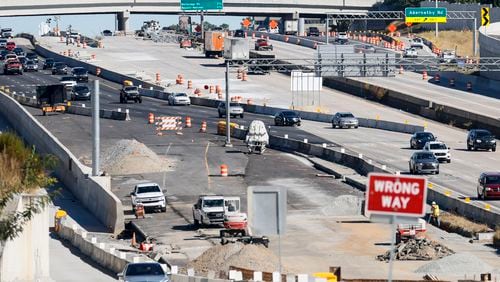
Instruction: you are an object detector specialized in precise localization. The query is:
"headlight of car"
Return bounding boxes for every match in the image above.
[416,163,423,167]
[476,139,482,143]
[135,198,142,203]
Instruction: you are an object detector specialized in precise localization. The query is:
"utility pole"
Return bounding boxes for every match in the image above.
[435,0,439,38]
[92,80,100,176]
[225,61,232,147]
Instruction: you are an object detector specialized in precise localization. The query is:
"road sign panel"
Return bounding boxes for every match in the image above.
[388,24,397,33]
[365,173,427,217]
[482,7,490,26]
[269,20,279,29]
[181,0,223,11]
[405,7,447,23]
[242,18,251,28]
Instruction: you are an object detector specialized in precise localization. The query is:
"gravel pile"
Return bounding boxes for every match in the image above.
[377,238,454,261]
[415,253,494,274]
[187,242,287,278]
[101,139,173,175]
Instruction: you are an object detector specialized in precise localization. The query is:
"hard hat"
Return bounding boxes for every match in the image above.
[432,201,436,205]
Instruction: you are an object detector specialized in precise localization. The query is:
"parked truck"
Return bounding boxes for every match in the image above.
[284,20,298,35]
[204,31,227,58]
[224,37,250,60]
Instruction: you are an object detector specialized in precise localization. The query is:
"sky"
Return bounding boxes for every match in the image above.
[0,14,243,38]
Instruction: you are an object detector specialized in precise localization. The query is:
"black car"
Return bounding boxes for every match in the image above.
[72,67,89,82]
[13,47,25,57]
[18,56,28,68]
[467,129,496,151]
[234,29,245,38]
[307,27,320,36]
[410,131,437,149]
[52,62,68,75]
[26,53,38,64]
[70,85,91,101]
[43,58,55,69]
[274,110,301,126]
[102,30,113,36]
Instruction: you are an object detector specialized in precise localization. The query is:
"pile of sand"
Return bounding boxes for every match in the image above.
[101,139,173,175]
[187,242,289,278]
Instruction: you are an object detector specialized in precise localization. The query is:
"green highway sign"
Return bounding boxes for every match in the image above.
[181,0,223,11]
[405,7,447,23]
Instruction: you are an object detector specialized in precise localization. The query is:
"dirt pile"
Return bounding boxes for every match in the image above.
[101,139,174,175]
[377,238,454,261]
[187,242,288,278]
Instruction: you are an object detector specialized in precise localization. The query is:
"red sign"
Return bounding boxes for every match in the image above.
[388,24,397,33]
[365,173,427,217]
[242,18,251,28]
[269,20,278,29]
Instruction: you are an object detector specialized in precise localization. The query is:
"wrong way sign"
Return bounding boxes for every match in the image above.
[365,173,427,217]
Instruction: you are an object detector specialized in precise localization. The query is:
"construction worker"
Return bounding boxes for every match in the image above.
[54,208,67,232]
[428,201,440,227]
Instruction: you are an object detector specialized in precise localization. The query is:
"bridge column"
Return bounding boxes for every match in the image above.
[117,10,130,32]
[298,18,305,36]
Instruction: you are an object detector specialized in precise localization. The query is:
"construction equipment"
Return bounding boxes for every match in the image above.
[245,120,269,154]
[204,31,226,58]
[36,84,67,116]
[395,218,426,244]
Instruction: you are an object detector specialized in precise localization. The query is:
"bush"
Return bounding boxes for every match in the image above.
[440,213,490,238]
[494,229,500,248]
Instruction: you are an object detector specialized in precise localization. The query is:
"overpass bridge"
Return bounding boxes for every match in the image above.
[0,0,377,31]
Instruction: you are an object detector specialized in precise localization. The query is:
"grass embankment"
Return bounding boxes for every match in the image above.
[417,30,474,58]
[440,213,490,238]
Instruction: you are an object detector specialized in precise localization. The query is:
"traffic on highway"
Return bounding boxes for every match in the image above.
[1,7,500,282]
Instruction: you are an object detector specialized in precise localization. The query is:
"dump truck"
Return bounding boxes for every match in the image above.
[36,84,67,116]
[224,37,249,60]
[204,31,226,58]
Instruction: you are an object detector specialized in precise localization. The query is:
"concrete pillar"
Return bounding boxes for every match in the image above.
[298,18,305,36]
[117,10,130,32]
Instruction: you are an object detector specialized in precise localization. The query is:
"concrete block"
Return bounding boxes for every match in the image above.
[254,271,263,281]
[171,265,178,274]
[297,274,308,282]
[272,272,281,282]
[187,268,195,277]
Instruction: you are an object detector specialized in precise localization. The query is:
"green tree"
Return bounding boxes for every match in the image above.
[219,23,229,30]
[0,132,57,241]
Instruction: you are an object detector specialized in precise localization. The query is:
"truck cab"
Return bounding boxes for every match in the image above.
[192,195,225,226]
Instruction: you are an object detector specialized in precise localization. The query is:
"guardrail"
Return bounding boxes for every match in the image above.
[0,91,124,234]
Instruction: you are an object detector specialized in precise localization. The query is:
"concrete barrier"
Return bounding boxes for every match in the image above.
[171,274,230,282]
[228,126,500,227]
[0,91,124,234]
[188,96,424,134]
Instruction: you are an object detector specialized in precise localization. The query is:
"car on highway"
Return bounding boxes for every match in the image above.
[218,102,244,118]
[307,27,320,36]
[52,62,68,75]
[255,39,273,51]
[335,32,349,44]
[24,60,38,72]
[13,47,25,57]
[118,262,169,282]
[168,92,191,106]
[410,131,436,149]
[477,172,500,200]
[60,76,78,87]
[130,183,166,212]
[70,85,91,100]
[25,52,39,64]
[192,195,225,226]
[71,67,89,82]
[3,59,23,75]
[467,129,496,152]
[409,151,440,175]
[423,141,451,163]
[410,38,425,49]
[440,50,456,63]
[5,41,15,51]
[43,58,55,69]
[120,85,142,103]
[234,29,245,38]
[332,112,359,129]
[5,53,17,61]
[403,47,418,58]
[102,29,113,36]
[0,39,7,48]
[17,56,27,68]
[274,110,301,126]
[0,50,9,60]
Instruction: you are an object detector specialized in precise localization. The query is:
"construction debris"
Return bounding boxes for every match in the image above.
[377,238,454,261]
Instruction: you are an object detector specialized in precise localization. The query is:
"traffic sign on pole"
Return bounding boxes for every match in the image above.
[481,7,490,26]
[181,0,223,11]
[365,173,428,217]
[405,7,447,23]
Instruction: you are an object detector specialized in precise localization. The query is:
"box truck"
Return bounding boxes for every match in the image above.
[204,31,226,58]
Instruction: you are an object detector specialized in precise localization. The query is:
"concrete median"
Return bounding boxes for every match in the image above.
[0,91,124,234]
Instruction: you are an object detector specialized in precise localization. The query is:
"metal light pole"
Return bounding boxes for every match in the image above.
[225,61,232,147]
[435,0,439,38]
[92,80,100,176]
[325,16,329,44]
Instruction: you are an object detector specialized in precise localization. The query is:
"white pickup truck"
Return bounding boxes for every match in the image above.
[192,195,244,227]
[130,183,167,212]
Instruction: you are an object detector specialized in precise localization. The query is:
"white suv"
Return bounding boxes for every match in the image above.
[423,141,451,163]
[130,183,166,212]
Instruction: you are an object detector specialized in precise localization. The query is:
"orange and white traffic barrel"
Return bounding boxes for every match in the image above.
[220,164,228,177]
[422,71,428,80]
[434,74,440,83]
[199,121,207,133]
[187,80,193,89]
[148,113,154,124]
[185,116,192,128]
[96,67,101,76]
